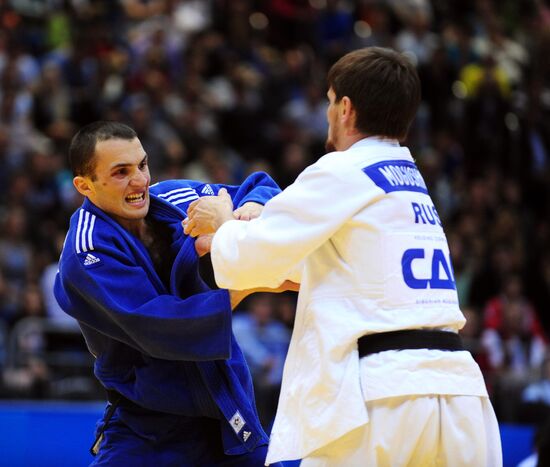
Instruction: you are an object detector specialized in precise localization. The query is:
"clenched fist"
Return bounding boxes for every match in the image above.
[183,188,234,237]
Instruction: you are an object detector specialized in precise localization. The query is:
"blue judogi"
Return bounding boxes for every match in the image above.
[54,172,282,466]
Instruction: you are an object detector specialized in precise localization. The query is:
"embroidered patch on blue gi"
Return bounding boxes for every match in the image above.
[229,410,246,435]
[363,160,429,194]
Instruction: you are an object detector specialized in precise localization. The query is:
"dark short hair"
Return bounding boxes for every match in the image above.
[327,47,421,141]
[69,121,137,178]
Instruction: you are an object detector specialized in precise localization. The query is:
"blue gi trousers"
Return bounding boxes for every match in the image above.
[91,404,282,467]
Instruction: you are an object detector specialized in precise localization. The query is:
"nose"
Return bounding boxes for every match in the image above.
[130,169,149,187]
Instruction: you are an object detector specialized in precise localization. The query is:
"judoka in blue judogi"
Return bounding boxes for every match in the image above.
[54,121,288,466]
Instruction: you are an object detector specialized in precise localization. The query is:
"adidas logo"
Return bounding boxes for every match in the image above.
[201,184,215,195]
[243,431,251,442]
[83,253,100,266]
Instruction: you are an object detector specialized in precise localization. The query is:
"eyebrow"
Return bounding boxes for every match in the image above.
[110,154,148,170]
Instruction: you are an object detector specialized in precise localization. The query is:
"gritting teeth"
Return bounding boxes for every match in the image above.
[126,193,144,202]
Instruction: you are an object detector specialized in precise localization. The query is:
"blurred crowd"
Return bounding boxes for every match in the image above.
[1,0,550,429]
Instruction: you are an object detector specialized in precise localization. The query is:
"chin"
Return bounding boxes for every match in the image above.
[126,204,149,219]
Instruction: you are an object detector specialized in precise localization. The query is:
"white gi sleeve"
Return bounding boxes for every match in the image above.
[211,159,375,290]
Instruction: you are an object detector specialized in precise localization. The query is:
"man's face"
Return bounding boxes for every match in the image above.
[78,138,150,231]
[325,87,341,152]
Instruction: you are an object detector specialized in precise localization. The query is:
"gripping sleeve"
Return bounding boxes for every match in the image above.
[150,172,280,214]
[225,171,281,207]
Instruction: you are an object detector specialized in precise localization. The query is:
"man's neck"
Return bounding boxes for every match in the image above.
[142,216,175,288]
[336,132,368,151]
[123,219,148,240]
[339,134,401,151]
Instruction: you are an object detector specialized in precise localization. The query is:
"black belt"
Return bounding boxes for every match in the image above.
[358,329,463,358]
[106,389,140,409]
[90,390,141,456]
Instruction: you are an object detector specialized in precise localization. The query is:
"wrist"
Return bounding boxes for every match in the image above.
[217,212,234,230]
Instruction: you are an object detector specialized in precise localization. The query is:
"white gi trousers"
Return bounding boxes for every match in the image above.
[301,395,502,467]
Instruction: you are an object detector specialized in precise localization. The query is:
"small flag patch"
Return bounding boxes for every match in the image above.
[229,411,245,435]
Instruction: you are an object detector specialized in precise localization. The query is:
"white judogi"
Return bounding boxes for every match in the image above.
[211,138,501,465]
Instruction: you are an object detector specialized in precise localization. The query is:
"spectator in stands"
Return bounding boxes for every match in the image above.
[521,353,550,420]
[273,292,297,333]
[0,270,17,326]
[460,306,489,375]
[481,275,547,420]
[394,8,438,66]
[0,354,49,399]
[40,232,77,327]
[0,207,32,297]
[32,61,74,144]
[1,294,49,399]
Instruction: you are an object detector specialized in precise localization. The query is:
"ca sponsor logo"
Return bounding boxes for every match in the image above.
[401,248,455,290]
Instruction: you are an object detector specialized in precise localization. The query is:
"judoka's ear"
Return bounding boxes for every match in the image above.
[73,176,95,197]
[340,96,357,133]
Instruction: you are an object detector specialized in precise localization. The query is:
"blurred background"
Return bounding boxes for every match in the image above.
[0,0,549,465]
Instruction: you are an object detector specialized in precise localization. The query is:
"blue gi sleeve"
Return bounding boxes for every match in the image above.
[54,245,233,362]
[221,171,281,208]
[151,172,281,209]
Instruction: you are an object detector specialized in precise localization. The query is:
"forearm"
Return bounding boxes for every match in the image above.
[229,281,300,309]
